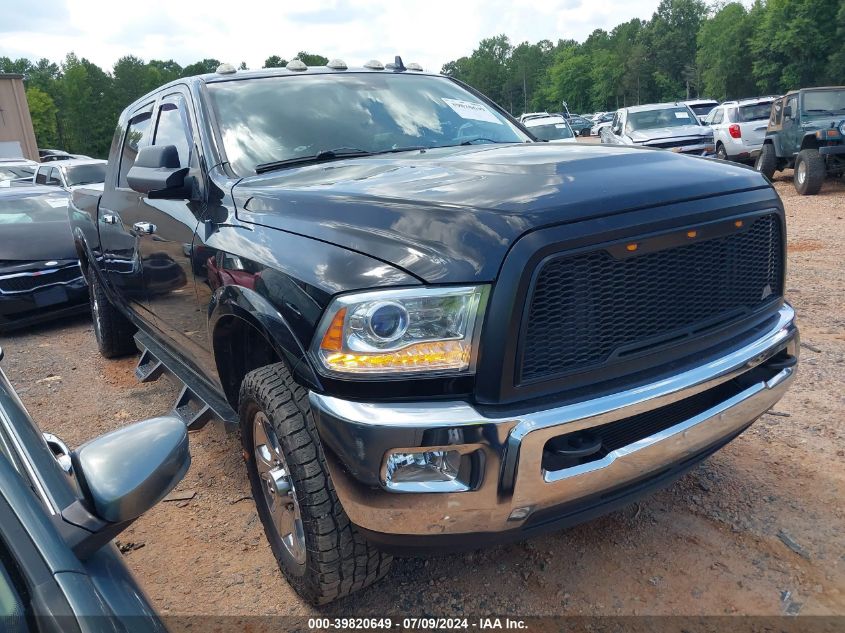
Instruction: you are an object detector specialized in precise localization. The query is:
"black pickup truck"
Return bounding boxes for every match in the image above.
[69,59,799,604]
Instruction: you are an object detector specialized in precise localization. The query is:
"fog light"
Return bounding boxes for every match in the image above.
[384,450,468,492]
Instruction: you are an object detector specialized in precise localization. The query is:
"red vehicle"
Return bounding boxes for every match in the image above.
[206,252,257,291]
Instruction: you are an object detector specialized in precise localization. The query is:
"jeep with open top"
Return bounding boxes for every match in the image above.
[754,86,845,194]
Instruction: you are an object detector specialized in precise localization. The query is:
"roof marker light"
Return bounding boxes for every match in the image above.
[286,59,307,71]
[216,63,237,75]
[326,59,347,70]
[364,59,384,70]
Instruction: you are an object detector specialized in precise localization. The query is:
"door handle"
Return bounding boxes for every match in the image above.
[133,222,157,235]
[101,213,117,225]
[43,432,73,474]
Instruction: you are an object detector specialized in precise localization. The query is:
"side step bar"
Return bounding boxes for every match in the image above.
[133,332,237,430]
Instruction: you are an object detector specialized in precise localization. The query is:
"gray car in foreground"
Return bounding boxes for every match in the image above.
[0,346,189,632]
[601,102,715,156]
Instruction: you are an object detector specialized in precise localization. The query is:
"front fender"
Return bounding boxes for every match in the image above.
[209,284,321,390]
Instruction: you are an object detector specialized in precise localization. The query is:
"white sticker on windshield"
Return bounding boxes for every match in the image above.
[442,98,502,124]
[554,123,566,128]
[47,198,67,207]
[675,111,690,119]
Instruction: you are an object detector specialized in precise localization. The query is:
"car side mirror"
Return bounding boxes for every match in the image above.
[783,105,792,119]
[126,145,193,199]
[611,125,621,135]
[73,415,189,525]
[62,415,189,558]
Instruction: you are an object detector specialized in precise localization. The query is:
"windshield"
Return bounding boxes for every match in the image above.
[689,103,717,116]
[627,107,698,132]
[64,164,106,187]
[736,102,773,122]
[207,73,529,175]
[0,195,69,224]
[0,165,35,183]
[803,90,845,115]
[527,121,574,141]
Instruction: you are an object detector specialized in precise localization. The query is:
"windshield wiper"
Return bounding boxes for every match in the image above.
[255,147,373,174]
[458,137,513,145]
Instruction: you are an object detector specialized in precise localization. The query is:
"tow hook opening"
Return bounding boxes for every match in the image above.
[542,432,604,471]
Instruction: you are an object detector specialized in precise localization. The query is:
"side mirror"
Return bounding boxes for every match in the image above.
[611,125,621,135]
[126,145,193,199]
[783,105,792,119]
[73,416,189,524]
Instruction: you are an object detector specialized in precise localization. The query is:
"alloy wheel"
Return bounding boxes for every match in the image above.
[253,411,307,565]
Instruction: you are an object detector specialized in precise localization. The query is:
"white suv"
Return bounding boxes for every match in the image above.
[704,97,777,163]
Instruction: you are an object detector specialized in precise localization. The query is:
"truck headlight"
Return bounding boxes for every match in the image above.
[312,286,488,375]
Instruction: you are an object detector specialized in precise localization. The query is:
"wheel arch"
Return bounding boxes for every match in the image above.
[799,134,820,151]
[209,285,321,409]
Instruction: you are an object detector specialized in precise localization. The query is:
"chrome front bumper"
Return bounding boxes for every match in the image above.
[310,305,797,538]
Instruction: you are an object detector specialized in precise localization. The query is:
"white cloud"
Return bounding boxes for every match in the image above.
[2,0,665,72]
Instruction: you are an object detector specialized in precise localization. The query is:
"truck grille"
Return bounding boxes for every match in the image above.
[519,214,783,382]
[0,266,83,294]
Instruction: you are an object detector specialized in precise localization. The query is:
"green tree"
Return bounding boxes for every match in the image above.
[181,59,221,77]
[263,55,288,68]
[25,86,59,147]
[645,0,708,99]
[697,3,756,100]
[295,52,328,66]
[751,0,841,93]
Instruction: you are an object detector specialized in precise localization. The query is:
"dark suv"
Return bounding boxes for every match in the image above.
[69,59,798,604]
[754,86,845,194]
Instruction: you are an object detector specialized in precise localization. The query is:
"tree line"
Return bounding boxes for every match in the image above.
[442,0,844,116]
[3,0,843,158]
[0,52,328,158]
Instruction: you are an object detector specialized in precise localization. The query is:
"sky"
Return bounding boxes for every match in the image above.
[2,0,666,73]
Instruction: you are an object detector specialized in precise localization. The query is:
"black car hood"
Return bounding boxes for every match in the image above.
[0,220,78,262]
[233,143,771,283]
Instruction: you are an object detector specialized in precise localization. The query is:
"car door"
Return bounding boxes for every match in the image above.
[136,89,208,365]
[781,94,801,157]
[99,103,156,315]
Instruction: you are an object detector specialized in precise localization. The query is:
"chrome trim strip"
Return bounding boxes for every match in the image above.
[543,366,793,483]
[0,371,58,515]
[311,304,795,433]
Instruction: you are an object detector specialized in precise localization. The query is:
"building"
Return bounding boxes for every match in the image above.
[0,74,39,161]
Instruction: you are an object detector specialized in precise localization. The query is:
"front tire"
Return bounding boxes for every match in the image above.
[239,363,392,604]
[793,149,825,195]
[88,272,136,358]
[755,143,777,180]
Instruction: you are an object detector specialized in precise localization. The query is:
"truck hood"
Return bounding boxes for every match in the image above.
[233,143,771,283]
[0,220,78,262]
[629,125,710,144]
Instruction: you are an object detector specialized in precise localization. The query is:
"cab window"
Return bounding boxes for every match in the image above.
[118,107,153,188]
[153,94,192,169]
[33,167,48,185]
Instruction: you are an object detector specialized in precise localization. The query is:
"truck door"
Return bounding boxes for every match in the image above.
[136,90,209,366]
[99,104,155,318]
